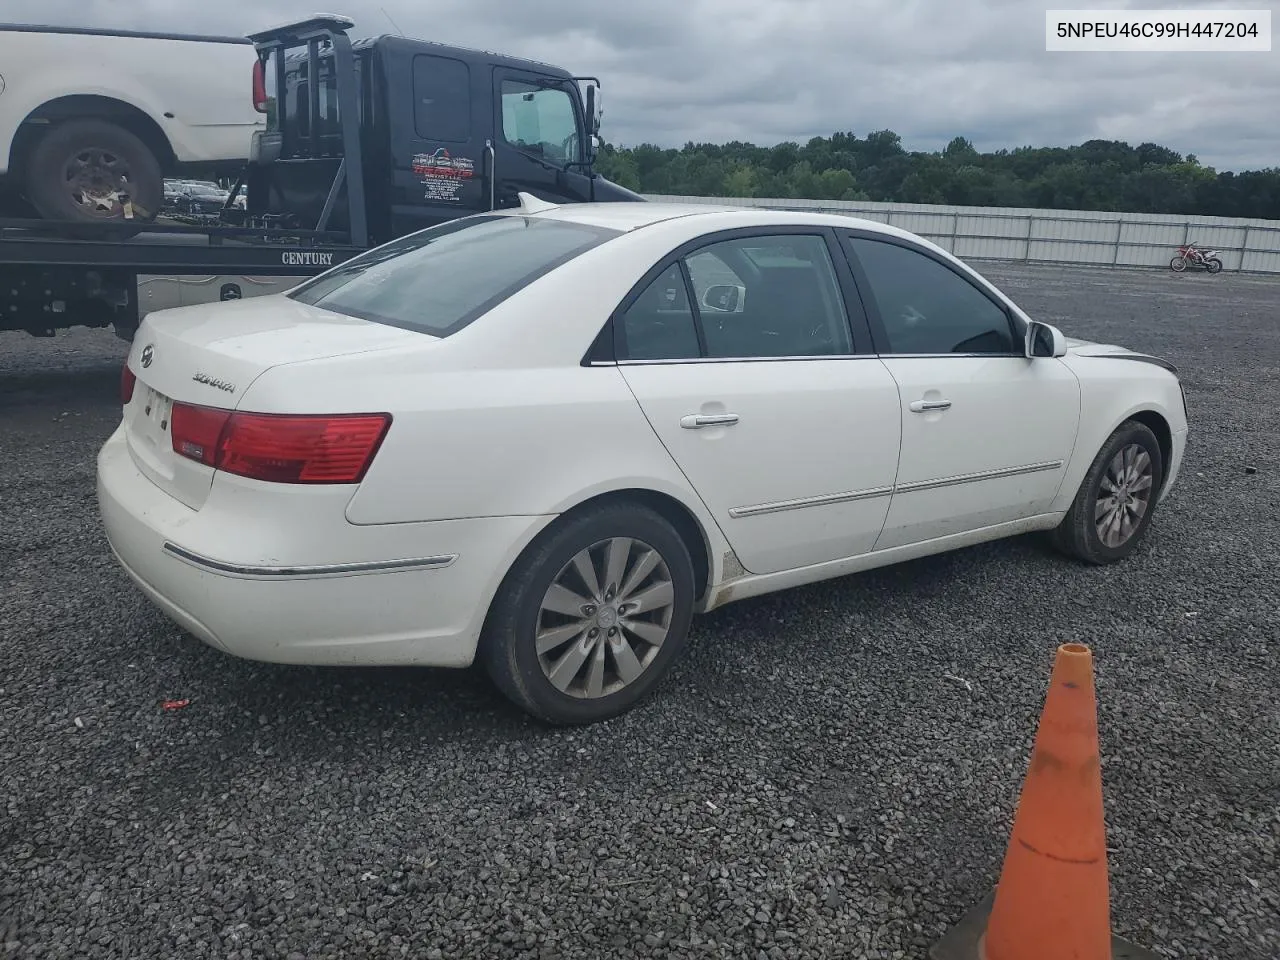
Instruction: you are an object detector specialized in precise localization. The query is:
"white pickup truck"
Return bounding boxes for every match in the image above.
[0,22,264,223]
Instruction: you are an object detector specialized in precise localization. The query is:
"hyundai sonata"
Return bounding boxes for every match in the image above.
[98,198,1188,724]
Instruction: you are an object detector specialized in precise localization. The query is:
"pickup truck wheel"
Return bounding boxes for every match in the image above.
[25,119,163,227]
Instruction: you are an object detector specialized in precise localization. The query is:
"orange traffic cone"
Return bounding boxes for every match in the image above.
[930,643,1158,960]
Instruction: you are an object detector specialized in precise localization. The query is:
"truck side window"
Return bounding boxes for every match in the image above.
[500,80,582,167]
[413,55,471,142]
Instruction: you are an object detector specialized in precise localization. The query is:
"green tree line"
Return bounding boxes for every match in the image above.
[593,131,1280,219]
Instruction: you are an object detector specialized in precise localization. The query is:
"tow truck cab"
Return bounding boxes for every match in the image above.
[0,14,645,342]
[243,14,643,246]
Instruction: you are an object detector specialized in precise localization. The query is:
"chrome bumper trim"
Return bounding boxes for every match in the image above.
[161,542,458,580]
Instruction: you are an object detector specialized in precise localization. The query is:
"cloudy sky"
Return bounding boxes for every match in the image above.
[7,0,1278,171]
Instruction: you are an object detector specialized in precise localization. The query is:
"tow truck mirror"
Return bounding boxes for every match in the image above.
[585,85,601,136]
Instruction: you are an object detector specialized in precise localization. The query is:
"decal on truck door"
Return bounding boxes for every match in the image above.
[412,148,475,203]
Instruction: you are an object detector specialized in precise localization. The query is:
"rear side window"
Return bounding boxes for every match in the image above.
[289,215,619,337]
[617,264,701,360]
[274,52,361,157]
[413,54,471,142]
[616,233,852,361]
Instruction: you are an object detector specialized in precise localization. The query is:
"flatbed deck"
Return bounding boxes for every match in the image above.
[0,216,363,275]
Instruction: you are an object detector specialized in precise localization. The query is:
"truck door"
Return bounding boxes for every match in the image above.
[384,50,489,237]
[491,67,597,206]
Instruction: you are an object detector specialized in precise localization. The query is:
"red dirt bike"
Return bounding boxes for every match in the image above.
[1170,242,1223,274]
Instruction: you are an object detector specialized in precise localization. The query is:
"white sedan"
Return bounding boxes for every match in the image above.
[98,197,1189,724]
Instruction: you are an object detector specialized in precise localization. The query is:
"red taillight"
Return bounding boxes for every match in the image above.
[219,412,391,483]
[252,59,268,113]
[170,403,232,467]
[170,402,391,484]
[121,363,136,405]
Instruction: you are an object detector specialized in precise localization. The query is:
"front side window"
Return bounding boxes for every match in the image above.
[290,215,618,337]
[844,236,1017,355]
[500,80,583,167]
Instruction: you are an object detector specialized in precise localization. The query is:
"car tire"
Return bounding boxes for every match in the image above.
[1050,419,1164,565]
[25,119,164,228]
[479,501,697,725]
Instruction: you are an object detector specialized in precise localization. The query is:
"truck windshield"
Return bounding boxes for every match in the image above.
[500,80,584,167]
[289,214,620,337]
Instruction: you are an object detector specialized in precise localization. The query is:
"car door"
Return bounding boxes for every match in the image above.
[614,229,903,576]
[837,232,1081,552]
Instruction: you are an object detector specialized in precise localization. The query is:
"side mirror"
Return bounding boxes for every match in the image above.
[585,85,601,136]
[1025,320,1068,358]
[701,284,746,313]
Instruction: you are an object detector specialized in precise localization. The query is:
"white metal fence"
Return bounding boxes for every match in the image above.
[643,194,1280,275]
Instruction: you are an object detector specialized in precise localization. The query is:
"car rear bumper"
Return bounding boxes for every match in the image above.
[96,424,551,667]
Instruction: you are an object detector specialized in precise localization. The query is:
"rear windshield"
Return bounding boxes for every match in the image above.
[289,214,620,337]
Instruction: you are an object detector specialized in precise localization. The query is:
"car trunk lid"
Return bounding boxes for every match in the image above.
[122,295,428,510]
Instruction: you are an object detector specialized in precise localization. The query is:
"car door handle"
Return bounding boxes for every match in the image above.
[909,399,952,412]
[680,413,739,429]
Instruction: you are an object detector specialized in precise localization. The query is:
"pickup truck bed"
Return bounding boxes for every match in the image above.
[0,22,264,224]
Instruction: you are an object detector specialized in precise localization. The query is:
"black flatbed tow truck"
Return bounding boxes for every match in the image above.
[0,14,641,342]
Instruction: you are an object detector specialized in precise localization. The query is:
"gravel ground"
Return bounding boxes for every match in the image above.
[1,262,1278,960]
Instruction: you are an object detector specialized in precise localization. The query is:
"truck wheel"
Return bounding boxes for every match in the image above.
[25,119,164,227]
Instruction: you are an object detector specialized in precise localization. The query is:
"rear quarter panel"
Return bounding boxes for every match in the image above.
[375,364,707,512]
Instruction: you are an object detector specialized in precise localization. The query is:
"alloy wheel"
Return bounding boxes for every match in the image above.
[534,537,675,699]
[1095,443,1154,548]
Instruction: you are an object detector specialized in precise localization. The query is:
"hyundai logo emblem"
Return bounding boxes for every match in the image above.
[140,344,154,368]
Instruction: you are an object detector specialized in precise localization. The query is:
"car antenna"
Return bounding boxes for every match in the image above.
[380,6,405,35]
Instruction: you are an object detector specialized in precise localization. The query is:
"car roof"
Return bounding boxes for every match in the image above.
[511,199,907,240]
[517,201,738,231]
